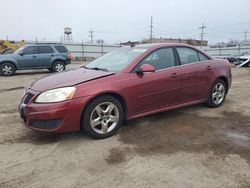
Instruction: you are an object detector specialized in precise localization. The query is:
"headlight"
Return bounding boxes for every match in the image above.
[35,87,76,103]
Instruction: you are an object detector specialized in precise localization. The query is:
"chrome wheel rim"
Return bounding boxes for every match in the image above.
[90,102,119,134]
[212,82,225,105]
[2,65,13,75]
[55,64,64,72]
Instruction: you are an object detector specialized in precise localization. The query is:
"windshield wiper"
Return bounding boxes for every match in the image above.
[83,66,108,72]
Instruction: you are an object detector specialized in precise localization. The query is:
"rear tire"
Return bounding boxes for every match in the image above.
[81,95,124,139]
[52,61,65,72]
[0,63,16,76]
[207,79,226,108]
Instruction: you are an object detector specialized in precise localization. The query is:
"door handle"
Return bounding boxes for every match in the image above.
[171,73,177,78]
[51,54,55,57]
[207,66,212,70]
[32,55,36,58]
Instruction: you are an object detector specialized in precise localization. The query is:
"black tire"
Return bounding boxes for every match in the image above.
[82,95,124,139]
[0,63,16,76]
[52,61,65,72]
[207,79,227,108]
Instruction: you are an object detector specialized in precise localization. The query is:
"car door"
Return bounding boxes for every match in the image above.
[127,48,181,115]
[175,47,213,102]
[17,46,39,69]
[37,46,55,68]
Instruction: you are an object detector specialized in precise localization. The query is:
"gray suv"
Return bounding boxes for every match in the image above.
[0,44,71,76]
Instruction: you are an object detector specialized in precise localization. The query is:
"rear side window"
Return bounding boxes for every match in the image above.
[198,52,209,61]
[23,46,37,55]
[38,46,54,54]
[137,48,175,70]
[176,47,199,65]
[54,46,68,53]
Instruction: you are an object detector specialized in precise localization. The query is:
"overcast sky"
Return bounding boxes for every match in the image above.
[0,0,250,44]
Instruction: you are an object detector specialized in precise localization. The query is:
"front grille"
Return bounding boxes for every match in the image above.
[31,119,63,129]
[22,93,34,104]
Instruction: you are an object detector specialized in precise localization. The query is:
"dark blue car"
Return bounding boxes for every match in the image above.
[0,44,71,76]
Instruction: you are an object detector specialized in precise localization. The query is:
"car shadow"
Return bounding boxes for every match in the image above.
[9,104,205,146]
[15,70,51,76]
[115,104,250,164]
[1,130,92,146]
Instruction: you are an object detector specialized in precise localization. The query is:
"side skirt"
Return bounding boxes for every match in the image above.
[127,99,207,120]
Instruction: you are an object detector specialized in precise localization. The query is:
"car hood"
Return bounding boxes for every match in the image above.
[30,68,115,92]
[238,55,250,59]
[0,54,17,58]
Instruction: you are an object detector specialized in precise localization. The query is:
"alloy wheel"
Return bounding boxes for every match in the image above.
[55,63,64,72]
[2,65,13,75]
[90,102,119,134]
[212,82,225,105]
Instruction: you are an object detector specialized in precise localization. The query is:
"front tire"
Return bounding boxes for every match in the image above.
[0,63,16,76]
[82,95,124,139]
[52,61,65,72]
[207,79,227,108]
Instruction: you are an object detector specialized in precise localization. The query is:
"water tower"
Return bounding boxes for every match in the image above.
[64,27,73,42]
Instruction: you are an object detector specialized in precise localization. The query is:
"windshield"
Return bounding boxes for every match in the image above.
[85,47,147,72]
[14,46,25,54]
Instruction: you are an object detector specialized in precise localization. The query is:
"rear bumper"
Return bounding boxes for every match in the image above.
[65,59,71,65]
[18,95,89,133]
[229,72,232,89]
[228,67,232,90]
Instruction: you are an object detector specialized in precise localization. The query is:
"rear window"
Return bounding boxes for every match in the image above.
[54,45,68,53]
[38,46,54,54]
[198,52,210,61]
[176,47,199,65]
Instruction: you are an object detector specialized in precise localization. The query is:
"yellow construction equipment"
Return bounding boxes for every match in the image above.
[0,40,25,54]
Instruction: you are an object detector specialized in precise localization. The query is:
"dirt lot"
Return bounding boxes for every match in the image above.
[0,63,249,188]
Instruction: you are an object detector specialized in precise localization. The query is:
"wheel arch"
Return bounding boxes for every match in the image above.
[216,76,229,94]
[0,61,18,69]
[51,59,65,68]
[80,92,128,130]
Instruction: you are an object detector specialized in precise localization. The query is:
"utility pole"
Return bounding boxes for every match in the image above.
[89,28,95,44]
[199,23,206,48]
[82,39,84,58]
[149,16,153,43]
[6,36,8,41]
[101,40,104,55]
[243,29,248,44]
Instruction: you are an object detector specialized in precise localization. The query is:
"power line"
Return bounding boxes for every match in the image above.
[208,21,250,29]
[149,16,153,43]
[89,28,95,44]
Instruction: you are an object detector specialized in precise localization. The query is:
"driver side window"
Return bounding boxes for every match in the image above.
[23,46,37,55]
[136,48,175,71]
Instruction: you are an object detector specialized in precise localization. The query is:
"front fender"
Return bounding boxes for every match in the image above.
[0,58,18,68]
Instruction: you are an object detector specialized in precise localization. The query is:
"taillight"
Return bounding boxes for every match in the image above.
[67,53,72,59]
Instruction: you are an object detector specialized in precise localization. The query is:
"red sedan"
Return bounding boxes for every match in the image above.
[19,43,232,138]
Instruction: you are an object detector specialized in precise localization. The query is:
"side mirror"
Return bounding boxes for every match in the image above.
[19,51,24,56]
[136,64,156,75]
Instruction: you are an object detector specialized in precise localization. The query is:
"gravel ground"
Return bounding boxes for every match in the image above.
[0,63,249,188]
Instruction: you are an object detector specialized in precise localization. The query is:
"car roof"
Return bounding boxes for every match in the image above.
[24,43,65,47]
[135,43,196,49]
